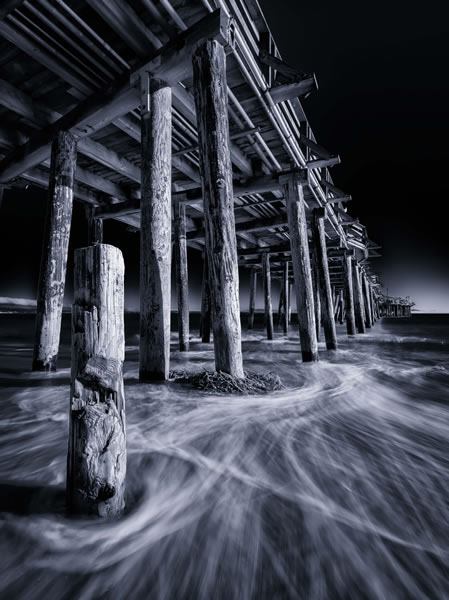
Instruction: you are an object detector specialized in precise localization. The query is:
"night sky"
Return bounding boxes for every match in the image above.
[1,0,448,312]
[259,0,449,312]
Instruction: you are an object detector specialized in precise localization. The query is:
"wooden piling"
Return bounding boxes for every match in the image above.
[262,252,274,340]
[139,76,172,381]
[174,197,189,351]
[86,205,103,245]
[312,251,321,343]
[193,39,244,378]
[282,261,289,335]
[362,273,373,328]
[352,261,366,334]
[282,172,318,362]
[312,209,337,350]
[343,251,356,335]
[200,252,211,343]
[67,244,126,517]
[248,268,257,330]
[32,131,77,371]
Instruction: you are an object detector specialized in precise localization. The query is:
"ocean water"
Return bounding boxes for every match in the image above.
[0,313,448,600]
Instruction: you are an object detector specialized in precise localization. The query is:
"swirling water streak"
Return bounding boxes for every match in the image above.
[0,313,448,599]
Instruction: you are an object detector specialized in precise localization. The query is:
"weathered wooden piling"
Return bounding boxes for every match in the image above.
[32,131,77,371]
[200,252,211,343]
[312,252,321,343]
[193,39,244,378]
[248,268,257,330]
[67,244,126,517]
[139,76,172,381]
[362,273,373,328]
[282,172,318,361]
[312,209,337,350]
[174,197,189,351]
[86,205,103,245]
[343,251,356,335]
[282,261,289,334]
[262,252,274,340]
[352,261,366,334]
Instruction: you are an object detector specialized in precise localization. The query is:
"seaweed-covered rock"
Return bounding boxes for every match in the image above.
[170,370,284,395]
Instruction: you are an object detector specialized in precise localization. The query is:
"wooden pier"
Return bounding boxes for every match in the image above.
[0,0,412,513]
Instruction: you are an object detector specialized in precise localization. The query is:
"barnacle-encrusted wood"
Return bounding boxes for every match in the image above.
[67,244,126,517]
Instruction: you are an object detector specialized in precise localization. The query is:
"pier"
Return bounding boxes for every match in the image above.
[0,1,412,514]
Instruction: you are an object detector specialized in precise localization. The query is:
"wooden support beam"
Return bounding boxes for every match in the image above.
[193,39,244,378]
[174,197,189,351]
[259,48,304,80]
[32,131,77,371]
[187,214,287,242]
[68,243,126,517]
[269,75,318,103]
[248,268,257,330]
[312,247,321,343]
[312,209,337,350]
[306,155,340,170]
[352,261,366,334]
[300,136,333,160]
[282,172,318,361]
[86,205,103,245]
[173,126,260,157]
[262,252,274,340]
[362,273,373,328]
[200,252,211,343]
[343,252,356,336]
[0,9,238,185]
[326,195,352,205]
[139,77,172,381]
[282,261,289,335]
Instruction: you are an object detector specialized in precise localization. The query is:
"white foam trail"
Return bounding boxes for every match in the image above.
[0,332,449,599]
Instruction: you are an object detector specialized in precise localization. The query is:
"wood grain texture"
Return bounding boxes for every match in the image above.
[32,131,77,371]
[193,40,244,378]
[174,197,189,351]
[352,261,366,334]
[248,268,257,330]
[312,210,337,350]
[86,206,103,245]
[343,253,356,335]
[282,261,289,334]
[283,173,318,362]
[68,244,126,517]
[139,79,172,381]
[262,252,274,340]
[362,274,373,328]
[200,252,211,343]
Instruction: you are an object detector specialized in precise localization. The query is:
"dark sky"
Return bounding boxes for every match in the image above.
[1,0,448,312]
[259,0,449,312]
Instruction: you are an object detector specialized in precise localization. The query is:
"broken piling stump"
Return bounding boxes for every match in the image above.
[67,244,126,517]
